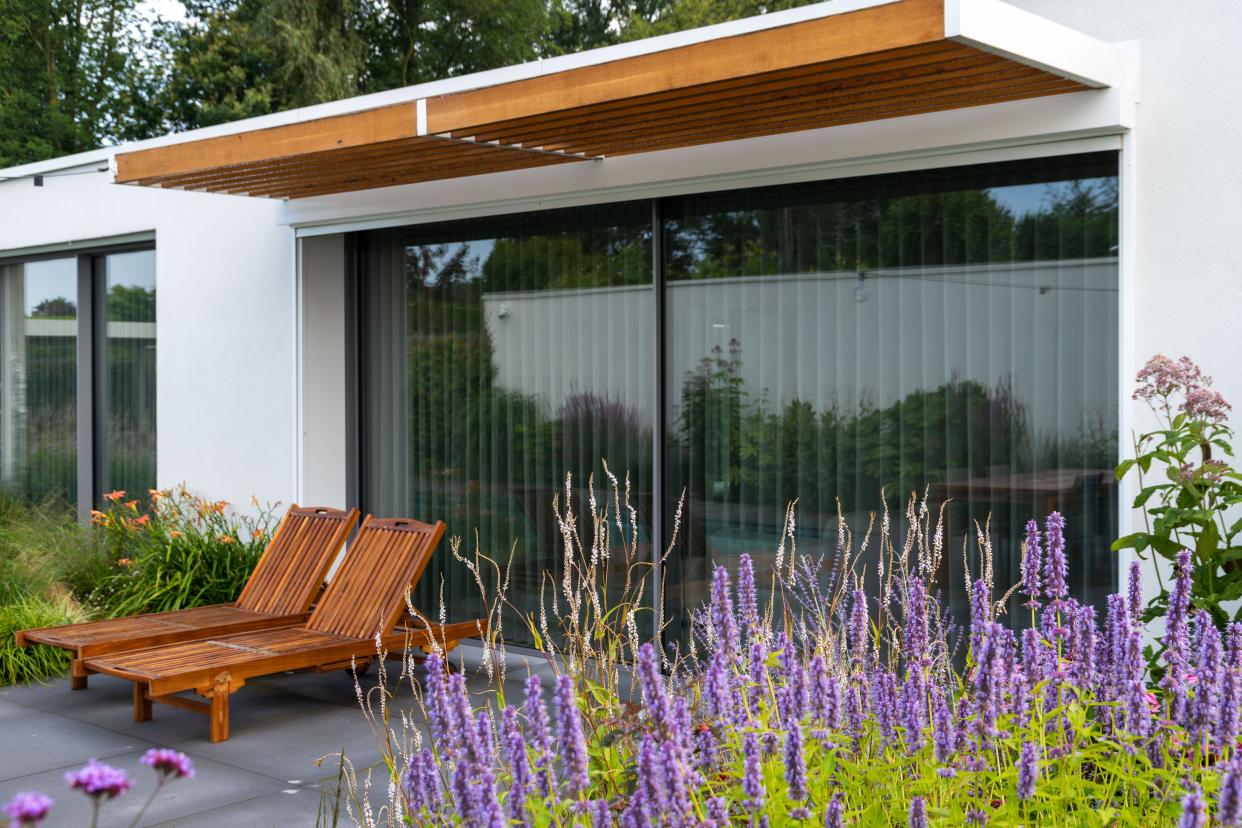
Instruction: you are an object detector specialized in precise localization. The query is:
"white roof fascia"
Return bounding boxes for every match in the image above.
[945,0,1124,89]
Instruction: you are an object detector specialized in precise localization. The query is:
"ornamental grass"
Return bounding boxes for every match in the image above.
[329,471,1241,827]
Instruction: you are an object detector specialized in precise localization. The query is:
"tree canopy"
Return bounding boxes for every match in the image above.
[0,0,818,167]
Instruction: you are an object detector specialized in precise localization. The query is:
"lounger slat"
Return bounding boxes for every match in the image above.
[235,506,358,616]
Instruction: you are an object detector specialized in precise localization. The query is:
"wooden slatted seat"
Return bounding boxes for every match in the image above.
[17,505,359,689]
[83,515,482,742]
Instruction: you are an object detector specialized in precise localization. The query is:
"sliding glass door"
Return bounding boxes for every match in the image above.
[356,152,1120,643]
[359,205,653,643]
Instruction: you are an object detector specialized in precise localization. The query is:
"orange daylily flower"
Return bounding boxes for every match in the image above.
[218,535,235,544]
[103,490,125,502]
[116,558,133,567]
[122,499,139,511]
[169,530,182,539]
[132,514,151,527]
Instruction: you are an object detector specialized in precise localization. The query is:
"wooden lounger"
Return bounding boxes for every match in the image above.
[17,505,359,689]
[83,516,480,742]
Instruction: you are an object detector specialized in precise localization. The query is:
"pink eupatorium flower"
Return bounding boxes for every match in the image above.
[3,792,53,826]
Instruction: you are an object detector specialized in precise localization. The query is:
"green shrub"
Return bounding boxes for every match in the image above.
[88,486,278,617]
[0,595,87,685]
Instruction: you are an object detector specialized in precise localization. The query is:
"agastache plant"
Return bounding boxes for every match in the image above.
[326,474,1242,827]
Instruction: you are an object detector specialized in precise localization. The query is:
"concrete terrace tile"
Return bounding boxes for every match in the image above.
[0,748,287,828]
[0,700,154,780]
[145,787,328,828]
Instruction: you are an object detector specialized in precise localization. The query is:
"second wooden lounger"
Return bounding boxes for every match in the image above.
[83,516,480,742]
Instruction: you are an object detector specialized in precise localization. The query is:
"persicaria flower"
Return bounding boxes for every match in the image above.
[65,760,131,799]
[140,748,195,779]
[2,792,52,826]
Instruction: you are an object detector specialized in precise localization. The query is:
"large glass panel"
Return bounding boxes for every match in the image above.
[98,250,157,498]
[661,153,1120,635]
[359,204,654,646]
[0,258,78,503]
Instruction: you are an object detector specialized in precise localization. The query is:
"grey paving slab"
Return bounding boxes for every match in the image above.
[0,748,286,828]
[0,699,154,780]
[146,787,327,827]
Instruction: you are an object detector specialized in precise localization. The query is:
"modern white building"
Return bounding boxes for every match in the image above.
[1,0,1236,638]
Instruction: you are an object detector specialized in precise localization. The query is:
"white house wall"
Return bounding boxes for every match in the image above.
[0,169,294,510]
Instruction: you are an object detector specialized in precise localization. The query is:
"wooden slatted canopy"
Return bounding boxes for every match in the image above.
[112,0,1117,199]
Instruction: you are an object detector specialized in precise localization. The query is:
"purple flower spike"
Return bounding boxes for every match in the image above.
[742,731,764,811]
[3,792,53,826]
[1164,550,1195,721]
[1220,757,1242,827]
[501,705,531,826]
[1043,511,1068,605]
[849,588,870,671]
[524,675,554,795]
[784,722,808,804]
[738,553,759,637]
[824,793,844,828]
[1128,560,1143,625]
[637,643,674,739]
[554,675,590,797]
[1179,786,1207,828]
[1017,742,1038,800]
[932,689,954,763]
[711,565,740,659]
[140,748,195,780]
[1022,519,1043,608]
[908,796,928,828]
[405,748,442,816]
[65,759,131,800]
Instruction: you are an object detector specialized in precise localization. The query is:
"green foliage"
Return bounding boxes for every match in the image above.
[0,0,163,166]
[1114,356,1242,633]
[87,487,277,616]
[0,595,87,685]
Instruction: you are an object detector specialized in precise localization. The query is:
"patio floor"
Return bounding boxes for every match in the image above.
[0,647,523,826]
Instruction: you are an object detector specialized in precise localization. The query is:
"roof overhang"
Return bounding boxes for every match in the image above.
[113,0,1123,200]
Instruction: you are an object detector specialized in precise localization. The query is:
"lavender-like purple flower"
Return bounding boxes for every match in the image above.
[65,760,132,800]
[405,749,442,816]
[1043,511,1068,606]
[738,553,759,638]
[1221,667,1241,751]
[1179,786,1207,828]
[1220,757,1242,827]
[909,796,928,828]
[2,792,52,827]
[932,688,954,763]
[636,736,666,818]
[590,798,613,828]
[1164,550,1194,717]
[742,731,764,811]
[1192,612,1225,747]
[140,748,194,779]
[711,565,740,659]
[1017,741,1039,800]
[704,654,734,723]
[824,793,844,828]
[501,705,531,826]
[749,638,769,695]
[555,675,590,798]
[423,653,453,750]
[849,588,870,671]
[784,721,808,805]
[1128,560,1143,626]
[638,643,674,739]
[900,676,925,754]
[1022,518,1043,608]
[707,796,729,827]
[524,675,554,795]
[904,576,930,680]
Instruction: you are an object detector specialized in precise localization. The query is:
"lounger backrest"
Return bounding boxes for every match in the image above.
[306,516,446,640]
[235,505,360,616]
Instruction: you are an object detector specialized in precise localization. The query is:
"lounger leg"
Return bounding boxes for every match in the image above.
[70,660,88,690]
[209,692,229,742]
[133,684,152,722]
